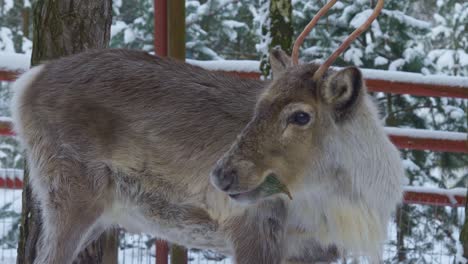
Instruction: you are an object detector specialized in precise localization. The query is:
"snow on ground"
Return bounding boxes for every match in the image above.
[456,239,468,264]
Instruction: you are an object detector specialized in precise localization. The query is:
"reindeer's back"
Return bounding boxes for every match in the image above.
[12,49,264,179]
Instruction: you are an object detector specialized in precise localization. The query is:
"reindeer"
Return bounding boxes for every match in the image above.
[11,0,402,263]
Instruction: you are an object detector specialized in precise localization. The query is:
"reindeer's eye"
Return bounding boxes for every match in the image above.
[289,111,311,126]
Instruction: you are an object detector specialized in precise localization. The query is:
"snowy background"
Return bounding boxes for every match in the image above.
[0,0,467,263]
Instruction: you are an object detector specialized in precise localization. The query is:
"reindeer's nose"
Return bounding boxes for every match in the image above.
[211,166,237,192]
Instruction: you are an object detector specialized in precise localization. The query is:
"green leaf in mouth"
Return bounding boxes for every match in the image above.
[258,174,293,200]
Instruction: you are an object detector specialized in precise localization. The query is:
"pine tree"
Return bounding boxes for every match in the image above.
[424,0,468,76]
[186,0,260,60]
[110,0,154,51]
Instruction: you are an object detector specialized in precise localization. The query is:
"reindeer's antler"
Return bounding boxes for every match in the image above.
[291,0,385,81]
[313,0,384,81]
[291,0,338,65]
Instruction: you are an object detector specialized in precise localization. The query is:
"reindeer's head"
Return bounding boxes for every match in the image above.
[211,49,364,203]
[211,0,386,204]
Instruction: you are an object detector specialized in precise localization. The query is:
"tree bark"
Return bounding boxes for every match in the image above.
[31,0,112,65]
[260,0,293,77]
[460,184,468,259]
[17,0,115,263]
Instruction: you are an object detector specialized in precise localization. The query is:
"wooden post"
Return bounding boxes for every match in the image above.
[154,0,168,56]
[170,244,188,264]
[163,0,187,262]
[156,240,169,264]
[167,0,185,60]
[154,1,171,263]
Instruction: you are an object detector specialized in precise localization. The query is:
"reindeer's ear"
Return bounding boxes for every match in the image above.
[321,67,364,119]
[270,47,291,79]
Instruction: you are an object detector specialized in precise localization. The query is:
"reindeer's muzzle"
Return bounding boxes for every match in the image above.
[211,159,292,204]
[211,159,256,193]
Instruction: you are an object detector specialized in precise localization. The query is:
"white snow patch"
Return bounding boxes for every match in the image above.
[222,20,247,29]
[221,20,247,42]
[302,46,322,57]
[0,168,23,181]
[385,127,467,141]
[344,48,363,66]
[431,25,452,39]
[199,47,223,60]
[0,52,30,71]
[21,37,32,54]
[362,68,468,88]
[3,0,14,12]
[403,186,466,205]
[382,9,431,29]
[187,59,259,72]
[374,56,388,66]
[111,21,127,39]
[0,117,13,123]
[350,9,379,29]
[388,58,405,71]
[456,239,468,264]
[112,0,122,15]
[123,28,136,44]
[402,159,419,172]
[0,27,15,52]
[0,143,15,153]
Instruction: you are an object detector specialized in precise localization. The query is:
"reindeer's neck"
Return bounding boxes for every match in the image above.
[289,96,403,258]
[334,96,403,211]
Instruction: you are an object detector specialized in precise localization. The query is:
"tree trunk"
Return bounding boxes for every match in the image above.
[460,185,468,259]
[395,205,409,262]
[17,0,115,263]
[260,0,293,77]
[31,0,112,65]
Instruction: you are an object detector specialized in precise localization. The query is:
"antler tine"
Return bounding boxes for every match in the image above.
[291,0,338,65]
[312,0,385,81]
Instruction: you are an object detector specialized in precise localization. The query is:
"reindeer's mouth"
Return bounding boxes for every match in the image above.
[228,174,292,203]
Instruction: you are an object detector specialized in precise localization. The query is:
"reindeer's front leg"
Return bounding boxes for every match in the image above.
[226,199,287,264]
